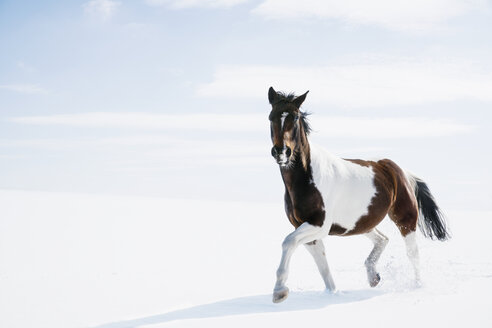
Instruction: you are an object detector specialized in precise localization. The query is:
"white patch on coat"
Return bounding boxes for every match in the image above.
[309,143,377,233]
[280,112,288,130]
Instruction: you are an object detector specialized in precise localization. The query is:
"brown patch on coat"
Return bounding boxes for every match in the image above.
[297,120,310,171]
[329,224,348,235]
[328,158,418,237]
[282,158,326,228]
[384,160,419,236]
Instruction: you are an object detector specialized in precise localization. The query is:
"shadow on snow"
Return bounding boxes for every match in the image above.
[93,289,383,328]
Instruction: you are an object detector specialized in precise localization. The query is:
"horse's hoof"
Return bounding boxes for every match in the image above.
[324,288,338,294]
[273,287,289,303]
[369,273,381,287]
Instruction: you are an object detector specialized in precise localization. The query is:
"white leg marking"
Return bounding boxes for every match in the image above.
[404,231,421,283]
[304,239,336,292]
[364,229,389,287]
[273,222,324,303]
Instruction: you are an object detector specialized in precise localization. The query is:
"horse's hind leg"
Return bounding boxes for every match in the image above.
[389,207,421,284]
[403,230,421,283]
[364,229,389,287]
[304,239,336,291]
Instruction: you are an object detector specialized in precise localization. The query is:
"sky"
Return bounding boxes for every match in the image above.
[0,0,491,210]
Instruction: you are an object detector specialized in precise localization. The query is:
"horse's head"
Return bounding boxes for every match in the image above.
[268,86,309,167]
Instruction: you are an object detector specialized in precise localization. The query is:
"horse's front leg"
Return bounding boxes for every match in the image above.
[304,239,336,292]
[273,222,322,303]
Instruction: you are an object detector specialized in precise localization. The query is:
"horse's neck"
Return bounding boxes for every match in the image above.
[285,142,345,185]
[279,126,345,187]
[280,141,313,187]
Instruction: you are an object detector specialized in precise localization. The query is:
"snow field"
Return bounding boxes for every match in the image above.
[0,190,491,327]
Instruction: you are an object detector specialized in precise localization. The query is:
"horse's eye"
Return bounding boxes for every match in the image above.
[294,115,299,122]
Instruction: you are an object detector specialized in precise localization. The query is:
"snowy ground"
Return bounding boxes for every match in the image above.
[1,189,491,328]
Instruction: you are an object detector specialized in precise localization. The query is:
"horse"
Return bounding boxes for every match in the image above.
[267,86,449,303]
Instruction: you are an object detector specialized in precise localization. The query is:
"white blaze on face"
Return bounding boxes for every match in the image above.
[276,112,291,166]
[280,112,288,130]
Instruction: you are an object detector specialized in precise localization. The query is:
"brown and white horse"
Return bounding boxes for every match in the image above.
[268,87,449,303]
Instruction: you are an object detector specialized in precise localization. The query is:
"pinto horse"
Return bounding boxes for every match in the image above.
[268,87,449,303]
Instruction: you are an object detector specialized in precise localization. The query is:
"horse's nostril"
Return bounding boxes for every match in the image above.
[286,147,292,157]
[271,147,277,157]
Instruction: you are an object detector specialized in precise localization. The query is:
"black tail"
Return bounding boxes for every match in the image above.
[412,177,450,241]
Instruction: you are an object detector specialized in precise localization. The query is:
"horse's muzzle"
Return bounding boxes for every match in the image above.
[271,146,292,165]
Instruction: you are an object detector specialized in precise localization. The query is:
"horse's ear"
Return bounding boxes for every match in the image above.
[268,86,278,105]
[293,90,309,108]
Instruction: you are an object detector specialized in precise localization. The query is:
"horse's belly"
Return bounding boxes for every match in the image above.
[325,184,376,232]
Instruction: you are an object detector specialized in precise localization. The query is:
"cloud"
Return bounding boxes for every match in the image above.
[197,59,492,107]
[311,117,473,138]
[0,135,260,153]
[0,84,48,95]
[10,112,264,132]
[146,0,249,9]
[9,112,473,138]
[83,0,120,21]
[253,0,488,32]
[16,61,36,73]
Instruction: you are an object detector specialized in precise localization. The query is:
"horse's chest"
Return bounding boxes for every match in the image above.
[285,180,325,228]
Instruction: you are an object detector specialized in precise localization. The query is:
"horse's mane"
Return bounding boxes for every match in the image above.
[300,112,312,135]
[275,91,297,103]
